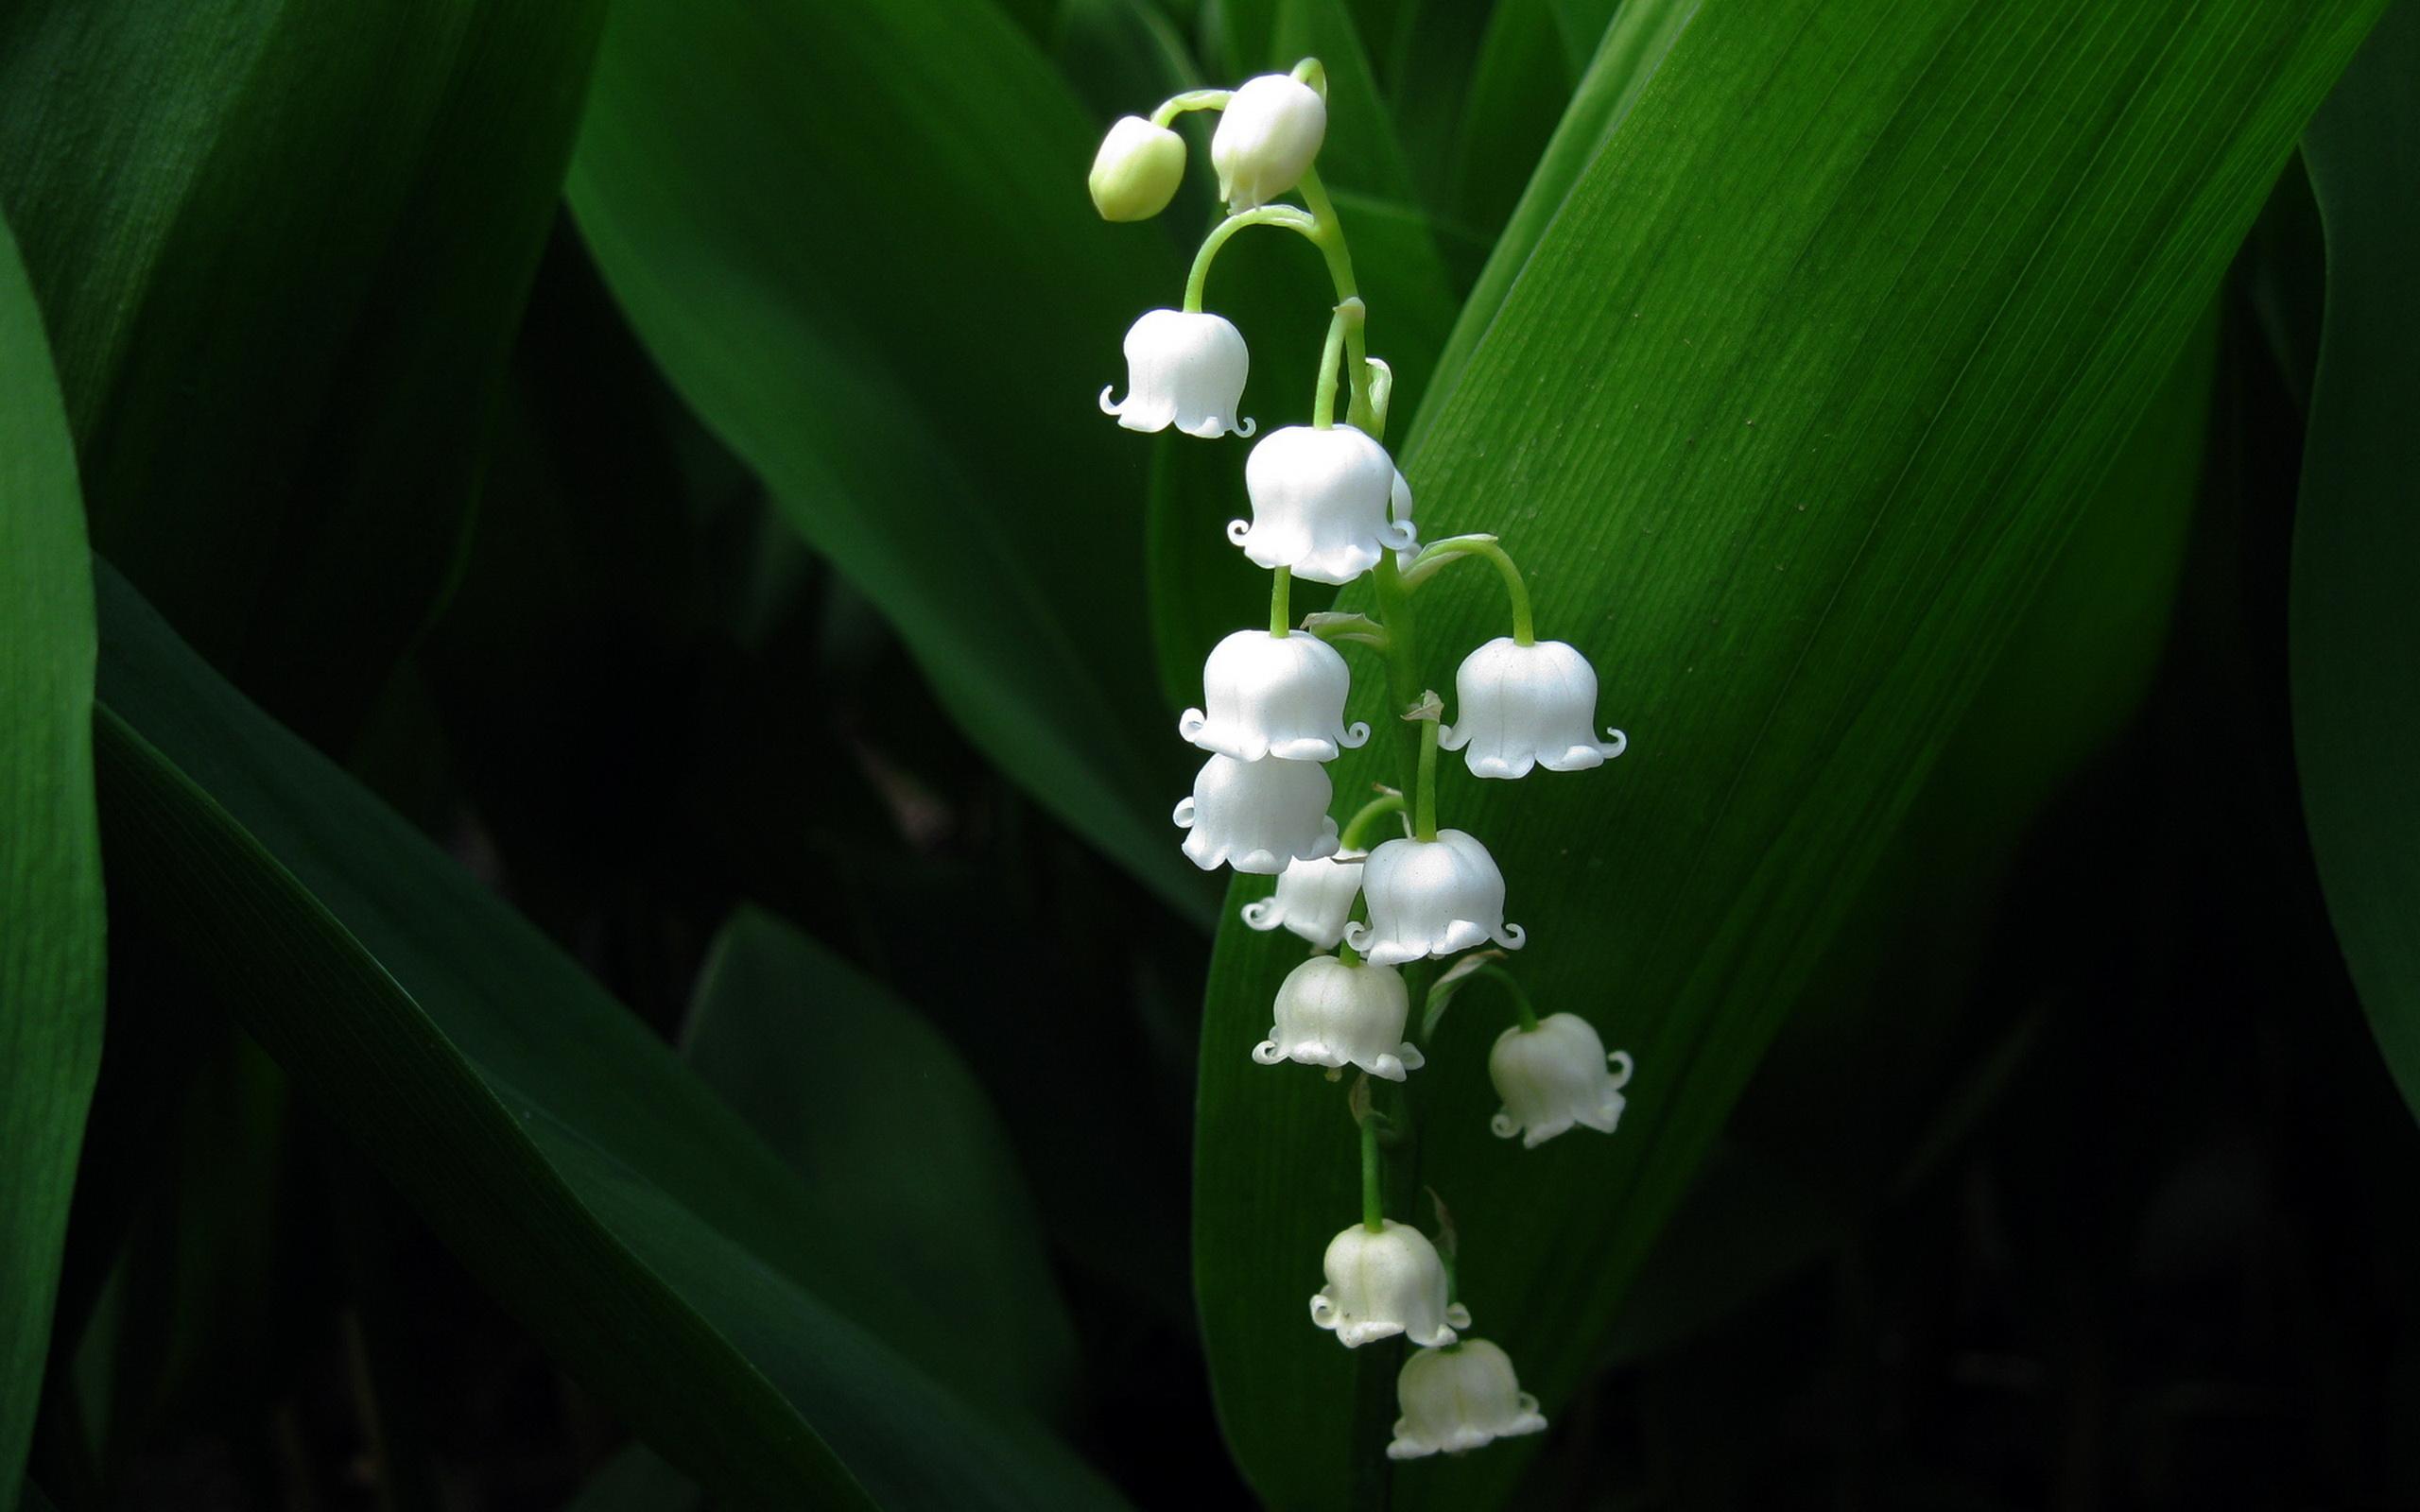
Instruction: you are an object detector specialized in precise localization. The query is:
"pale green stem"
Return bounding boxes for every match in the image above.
[1292,167,1375,435]
[1184,207,1320,312]
[1150,89,1231,128]
[1369,554,1425,833]
[1269,567,1291,637]
[1340,792,1408,851]
[1470,962,1541,1033]
[1414,717,1440,841]
[1311,305,1349,428]
[1408,535,1536,644]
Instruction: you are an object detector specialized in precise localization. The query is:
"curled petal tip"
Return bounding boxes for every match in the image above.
[1496,920,1528,950]
[1309,1294,1339,1328]
[1341,719,1372,748]
[1240,899,1281,930]
[1606,1049,1634,1087]
[1380,518,1419,550]
[1236,415,1257,437]
[1603,728,1629,758]
[1343,921,1374,952]
[1435,721,1469,752]
[1178,708,1209,743]
[1226,518,1252,545]
[1491,1110,1520,1140]
[1445,1303,1472,1330]
[1371,1053,1407,1082]
[1396,1042,1426,1073]
[1252,1040,1286,1065]
[1171,796,1197,827]
[1098,384,1122,416]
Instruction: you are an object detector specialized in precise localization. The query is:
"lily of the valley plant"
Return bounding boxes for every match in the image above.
[1092,60,1638,1465]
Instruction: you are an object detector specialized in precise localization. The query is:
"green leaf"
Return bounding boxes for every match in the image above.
[1191,2,2382,1505]
[1410,0,1696,448]
[2292,0,2420,1122]
[683,907,1079,1413]
[1616,302,2217,1366]
[0,210,104,1512]
[567,0,1212,922]
[90,565,1131,1511]
[0,0,606,745]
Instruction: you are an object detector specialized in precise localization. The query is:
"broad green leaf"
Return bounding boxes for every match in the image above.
[0,0,606,745]
[90,566,1131,1511]
[1613,307,2218,1366]
[683,908,1078,1414]
[1446,0,1579,240]
[1191,2,2382,1506]
[0,211,104,1512]
[1409,0,1696,450]
[567,0,1209,922]
[2291,0,2420,1121]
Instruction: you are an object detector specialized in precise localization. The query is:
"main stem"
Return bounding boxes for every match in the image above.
[1269,567,1291,636]
[1371,555,1426,833]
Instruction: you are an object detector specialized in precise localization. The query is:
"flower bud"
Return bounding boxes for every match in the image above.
[1099,309,1254,438]
[1253,954,1424,1081]
[1346,829,1525,966]
[1240,851,1364,948]
[1489,1014,1634,1147]
[1088,114,1186,221]
[1173,753,1340,874]
[1180,628,1370,763]
[1386,1339,1547,1459]
[1441,637,1627,779]
[1230,424,1416,585]
[1211,74,1327,209]
[1308,1219,1467,1348]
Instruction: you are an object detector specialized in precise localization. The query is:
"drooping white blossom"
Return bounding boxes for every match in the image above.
[1345,829,1524,966]
[1440,637,1626,780]
[1489,1014,1634,1148]
[1088,115,1186,222]
[1180,629,1371,762]
[1386,1339,1547,1460]
[1308,1219,1469,1349]
[1174,753,1339,874]
[1240,850,1365,948]
[1210,74,1326,209]
[1253,954,1424,1081]
[1231,424,1417,585]
[1100,309,1254,438]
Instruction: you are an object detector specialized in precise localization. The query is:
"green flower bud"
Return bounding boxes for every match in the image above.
[1088,115,1186,222]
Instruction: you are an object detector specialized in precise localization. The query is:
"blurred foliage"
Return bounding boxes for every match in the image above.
[0,2,2413,1511]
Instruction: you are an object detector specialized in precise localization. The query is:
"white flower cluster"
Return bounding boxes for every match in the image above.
[1092,60,1638,1466]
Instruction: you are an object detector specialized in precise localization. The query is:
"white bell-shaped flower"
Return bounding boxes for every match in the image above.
[1180,629,1371,762]
[1174,753,1339,874]
[1210,74,1326,209]
[1386,1339,1547,1460]
[1346,829,1524,966]
[1099,309,1255,438]
[1490,1014,1634,1148]
[1252,954,1424,1081]
[1088,115,1185,222]
[1308,1220,1469,1349]
[1231,424,1417,585]
[1240,851,1364,948]
[1441,637,1628,779]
